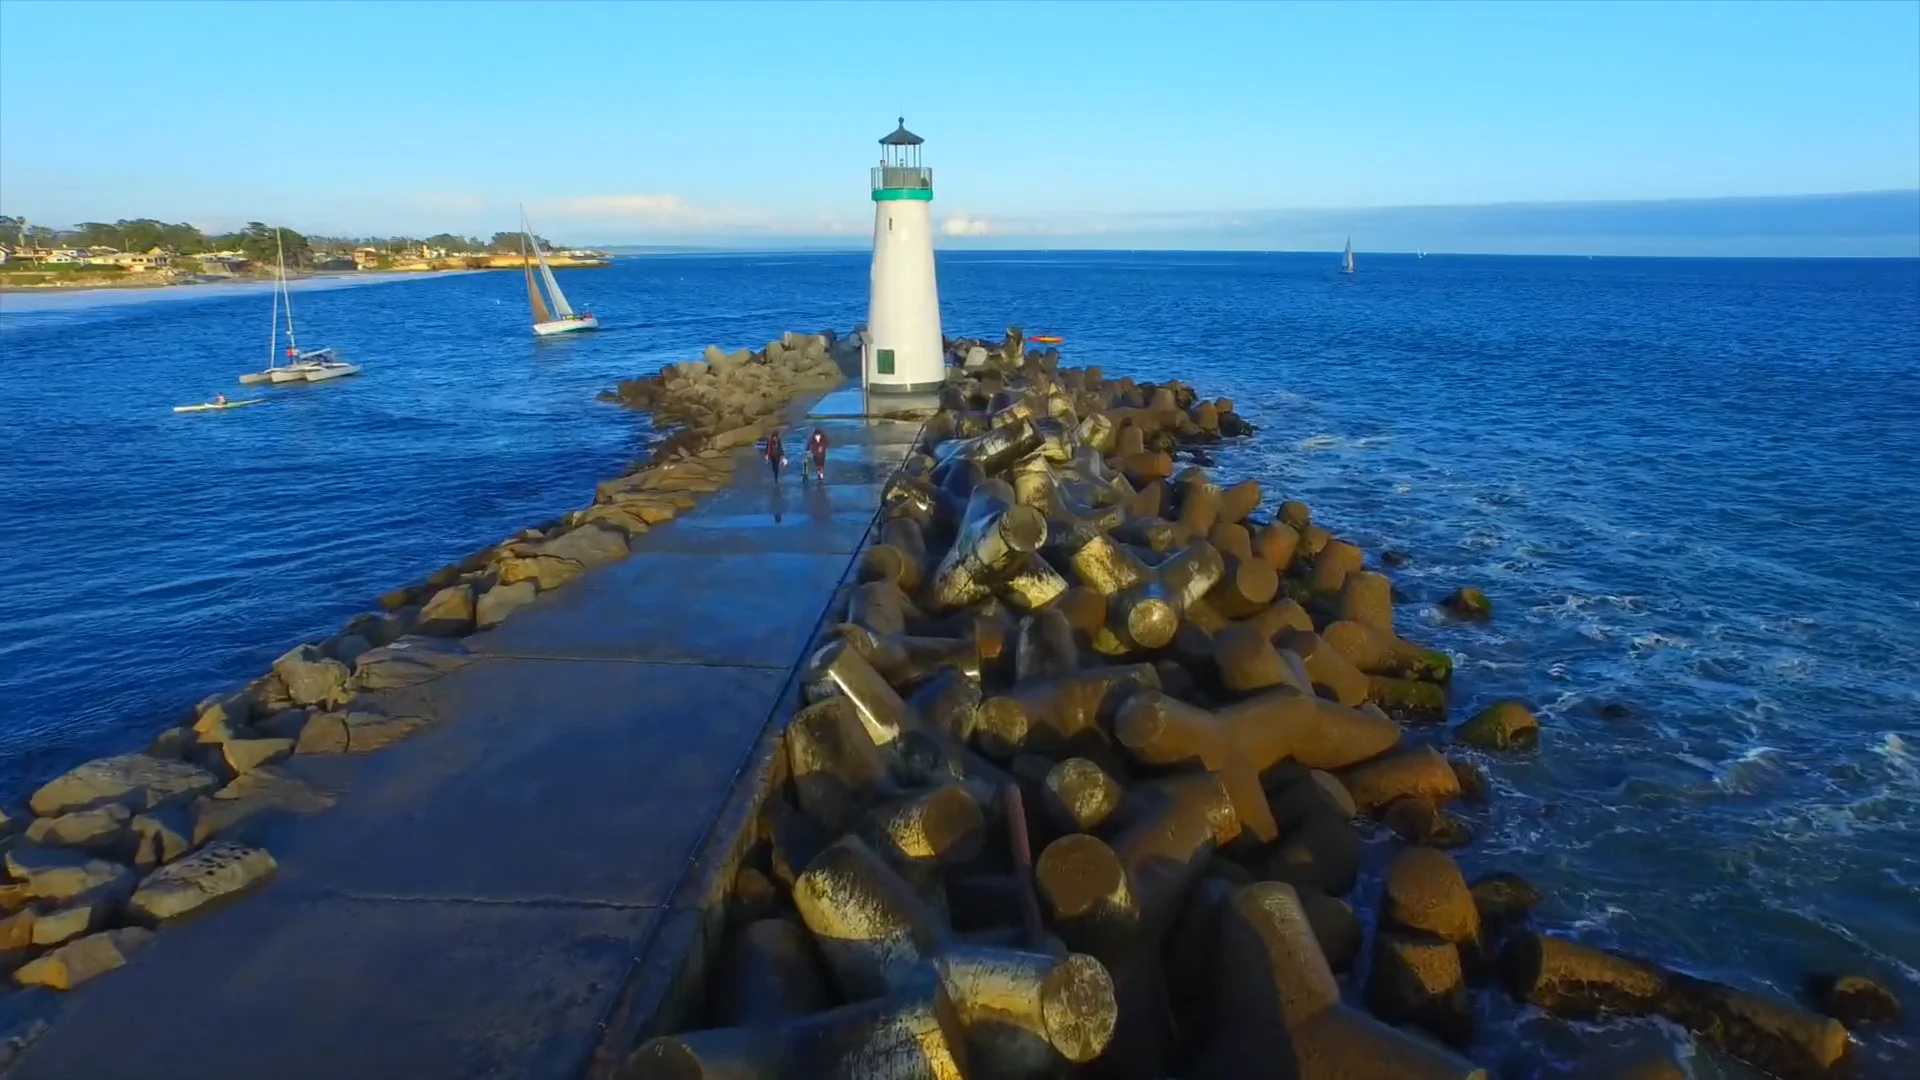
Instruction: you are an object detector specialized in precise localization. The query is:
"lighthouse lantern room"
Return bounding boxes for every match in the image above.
[865,118,944,393]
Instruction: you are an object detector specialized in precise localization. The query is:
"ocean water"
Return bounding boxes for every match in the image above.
[4,252,1918,1073]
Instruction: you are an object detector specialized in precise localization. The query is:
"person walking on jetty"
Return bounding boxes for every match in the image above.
[806,426,829,484]
[764,427,786,483]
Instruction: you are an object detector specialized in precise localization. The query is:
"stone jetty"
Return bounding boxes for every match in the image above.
[1,326,1884,1079]
[1,331,866,1071]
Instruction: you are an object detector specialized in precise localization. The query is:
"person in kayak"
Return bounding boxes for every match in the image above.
[212,392,227,406]
[764,427,785,483]
[806,426,828,484]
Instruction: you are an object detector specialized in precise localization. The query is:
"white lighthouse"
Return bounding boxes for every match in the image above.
[865,118,945,393]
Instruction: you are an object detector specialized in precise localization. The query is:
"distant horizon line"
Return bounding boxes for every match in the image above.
[596,245,1920,261]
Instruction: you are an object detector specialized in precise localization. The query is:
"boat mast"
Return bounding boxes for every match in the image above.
[278,229,299,356]
[267,253,281,370]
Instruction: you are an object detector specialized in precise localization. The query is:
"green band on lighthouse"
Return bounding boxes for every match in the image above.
[872,188,934,202]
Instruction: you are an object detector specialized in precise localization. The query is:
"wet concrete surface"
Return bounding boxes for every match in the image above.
[12,404,923,1080]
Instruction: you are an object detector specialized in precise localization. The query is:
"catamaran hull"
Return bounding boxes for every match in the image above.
[533,315,600,336]
[301,363,361,382]
[238,371,274,385]
[267,367,310,383]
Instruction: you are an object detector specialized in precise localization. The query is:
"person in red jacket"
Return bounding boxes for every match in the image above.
[764,427,785,483]
[806,426,828,483]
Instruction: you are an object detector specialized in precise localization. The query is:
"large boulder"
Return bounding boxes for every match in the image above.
[127,841,276,924]
[213,736,293,777]
[495,555,583,591]
[414,584,475,637]
[3,846,133,904]
[351,637,469,692]
[29,754,219,817]
[190,767,335,845]
[271,644,352,708]
[24,805,131,853]
[130,804,194,868]
[534,524,630,572]
[294,710,429,755]
[475,580,539,629]
[10,928,151,990]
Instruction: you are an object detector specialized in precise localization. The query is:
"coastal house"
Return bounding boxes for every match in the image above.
[352,246,383,269]
[43,250,85,265]
[0,244,10,264]
[197,255,250,276]
[84,248,170,272]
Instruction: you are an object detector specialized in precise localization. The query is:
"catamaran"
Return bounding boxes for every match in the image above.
[239,230,360,383]
[522,210,598,336]
[1342,237,1356,275]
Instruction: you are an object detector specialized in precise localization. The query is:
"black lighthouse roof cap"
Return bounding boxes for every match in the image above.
[880,117,923,146]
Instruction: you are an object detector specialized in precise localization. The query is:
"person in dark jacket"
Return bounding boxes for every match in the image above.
[806,426,828,483]
[764,427,785,483]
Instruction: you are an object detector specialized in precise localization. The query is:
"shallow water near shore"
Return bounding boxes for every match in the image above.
[5,252,1918,1072]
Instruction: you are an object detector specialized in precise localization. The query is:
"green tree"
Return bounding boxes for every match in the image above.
[490,230,550,252]
[423,232,482,253]
[210,222,313,267]
[0,215,21,246]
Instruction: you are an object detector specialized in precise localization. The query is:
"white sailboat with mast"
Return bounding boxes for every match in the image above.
[1342,236,1356,275]
[522,209,598,336]
[239,230,358,383]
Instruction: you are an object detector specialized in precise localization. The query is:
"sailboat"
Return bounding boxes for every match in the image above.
[1342,237,1356,275]
[239,230,359,383]
[522,210,598,336]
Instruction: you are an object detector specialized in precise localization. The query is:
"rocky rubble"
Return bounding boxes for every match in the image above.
[2,331,853,993]
[623,343,1859,1079]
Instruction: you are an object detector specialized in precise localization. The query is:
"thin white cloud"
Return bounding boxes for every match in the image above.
[941,214,994,236]
[527,193,859,236]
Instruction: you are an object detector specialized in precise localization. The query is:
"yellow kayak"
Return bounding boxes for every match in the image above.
[173,399,270,414]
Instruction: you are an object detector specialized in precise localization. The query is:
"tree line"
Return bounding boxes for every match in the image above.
[1,216,562,267]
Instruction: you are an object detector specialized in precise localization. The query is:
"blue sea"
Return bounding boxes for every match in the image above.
[3,253,1917,1073]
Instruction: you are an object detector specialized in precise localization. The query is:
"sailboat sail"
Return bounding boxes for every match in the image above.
[523,249,553,324]
[533,241,574,318]
[1343,238,1355,274]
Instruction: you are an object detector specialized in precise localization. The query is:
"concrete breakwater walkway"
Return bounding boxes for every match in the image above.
[4,394,926,1079]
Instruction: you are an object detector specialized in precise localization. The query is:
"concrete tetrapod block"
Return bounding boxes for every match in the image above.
[804,639,910,748]
[926,480,1049,613]
[1500,932,1852,1080]
[1341,745,1463,817]
[1198,882,1485,1080]
[1064,534,1225,652]
[625,964,968,1080]
[708,918,830,1028]
[1113,687,1401,842]
[1034,773,1234,971]
[790,837,1117,1073]
[1275,629,1371,708]
[972,664,1158,761]
[785,697,893,836]
[1322,619,1454,683]
[1013,609,1081,683]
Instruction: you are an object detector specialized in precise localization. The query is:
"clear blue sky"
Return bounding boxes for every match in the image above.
[1,0,1915,252]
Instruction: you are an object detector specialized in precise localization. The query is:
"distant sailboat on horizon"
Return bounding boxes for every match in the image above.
[522,208,599,337]
[1342,237,1356,275]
